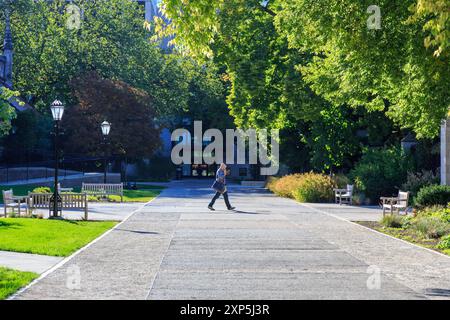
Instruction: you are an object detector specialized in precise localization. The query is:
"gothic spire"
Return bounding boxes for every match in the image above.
[4,8,12,51]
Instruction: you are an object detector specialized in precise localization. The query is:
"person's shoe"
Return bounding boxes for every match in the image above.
[227,206,236,211]
[208,205,215,211]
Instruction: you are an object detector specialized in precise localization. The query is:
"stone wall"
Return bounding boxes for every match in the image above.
[441,120,450,185]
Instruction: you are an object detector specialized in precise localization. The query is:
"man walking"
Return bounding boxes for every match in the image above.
[208,163,235,211]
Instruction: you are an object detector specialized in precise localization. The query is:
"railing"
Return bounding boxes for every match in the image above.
[0,156,120,184]
[0,166,81,184]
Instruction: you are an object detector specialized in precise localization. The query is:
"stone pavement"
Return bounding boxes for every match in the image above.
[0,251,63,274]
[12,180,450,300]
[0,202,140,276]
[309,203,383,222]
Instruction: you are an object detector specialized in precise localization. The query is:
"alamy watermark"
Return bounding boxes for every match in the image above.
[171,121,279,176]
[66,264,81,290]
[64,2,381,32]
[367,5,381,30]
[66,3,82,30]
[366,265,381,290]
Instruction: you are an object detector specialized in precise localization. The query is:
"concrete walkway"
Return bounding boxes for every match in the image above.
[12,180,450,300]
[0,202,140,276]
[0,251,63,274]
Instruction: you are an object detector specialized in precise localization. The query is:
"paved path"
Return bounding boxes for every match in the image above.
[0,251,63,274]
[0,203,140,275]
[13,180,450,300]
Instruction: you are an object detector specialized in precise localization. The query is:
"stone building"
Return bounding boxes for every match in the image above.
[441,121,450,185]
[0,9,13,89]
[0,9,32,111]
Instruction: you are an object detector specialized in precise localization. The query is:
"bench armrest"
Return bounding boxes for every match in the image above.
[380,197,398,205]
[334,189,347,195]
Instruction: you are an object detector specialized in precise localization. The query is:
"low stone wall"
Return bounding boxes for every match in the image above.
[240,180,266,187]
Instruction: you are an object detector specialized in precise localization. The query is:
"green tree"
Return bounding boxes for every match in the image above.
[157,0,314,130]
[409,0,450,57]
[275,0,449,138]
[157,0,372,173]
[0,87,18,137]
[305,106,360,173]
[2,110,52,162]
[159,0,449,139]
[2,0,190,116]
[183,61,234,130]
[350,147,414,203]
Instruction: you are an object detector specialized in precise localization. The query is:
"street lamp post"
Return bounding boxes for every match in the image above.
[101,121,111,184]
[49,100,64,218]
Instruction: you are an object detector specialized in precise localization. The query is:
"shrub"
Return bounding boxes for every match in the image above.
[266,176,279,191]
[439,209,450,223]
[267,173,335,202]
[381,215,406,228]
[415,185,450,208]
[415,206,450,223]
[32,187,51,193]
[401,170,439,198]
[87,195,101,202]
[412,216,450,239]
[437,235,450,250]
[291,173,335,203]
[267,174,305,198]
[349,147,412,204]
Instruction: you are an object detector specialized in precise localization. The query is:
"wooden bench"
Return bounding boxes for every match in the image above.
[2,189,29,217]
[334,184,354,205]
[381,191,410,216]
[58,183,73,193]
[28,192,88,220]
[81,183,123,202]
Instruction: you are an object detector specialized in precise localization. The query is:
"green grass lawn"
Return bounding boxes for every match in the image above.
[0,267,38,300]
[0,218,117,256]
[109,188,162,202]
[1,184,164,203]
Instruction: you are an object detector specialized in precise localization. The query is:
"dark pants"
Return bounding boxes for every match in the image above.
[209,191,232,209]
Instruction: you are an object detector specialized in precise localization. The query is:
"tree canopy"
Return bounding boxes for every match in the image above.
[1,0,190,116]
[0,87,17,137]
[157,0,449,138]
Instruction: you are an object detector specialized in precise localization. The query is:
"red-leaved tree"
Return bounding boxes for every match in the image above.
[62,71,161,159]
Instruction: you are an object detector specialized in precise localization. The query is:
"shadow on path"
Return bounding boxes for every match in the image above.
[425,288,450,298]
[115,229,159,235]
[232,210,264,215]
